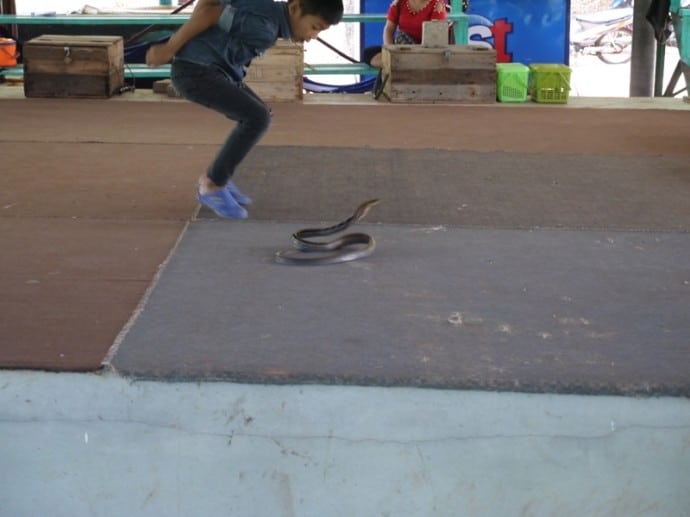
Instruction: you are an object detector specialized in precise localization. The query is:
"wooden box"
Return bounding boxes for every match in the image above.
[381,45,497,103]
[422,21,450,48]
[23,35,124,98]
[244,39,303,102]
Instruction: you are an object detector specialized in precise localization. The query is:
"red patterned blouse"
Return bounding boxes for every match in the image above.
[386,0,448,44]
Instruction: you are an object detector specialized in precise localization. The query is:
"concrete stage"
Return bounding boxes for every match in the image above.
[1,88,689,515]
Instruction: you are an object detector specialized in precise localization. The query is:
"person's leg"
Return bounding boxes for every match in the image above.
[361,45,382,67]
[219,81,268,206]
[171,60,271,217]
[204,81,271,188]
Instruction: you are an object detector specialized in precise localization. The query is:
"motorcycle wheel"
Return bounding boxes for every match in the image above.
[596,27,633,65]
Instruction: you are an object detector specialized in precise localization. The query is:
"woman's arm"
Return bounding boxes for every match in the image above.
[383,0,401,45]
[382,20,396,45]
[146,0,224,66]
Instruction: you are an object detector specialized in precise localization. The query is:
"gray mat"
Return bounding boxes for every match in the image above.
[110,221,690,396]
[200,147,690,231]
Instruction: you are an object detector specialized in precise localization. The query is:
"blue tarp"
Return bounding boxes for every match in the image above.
[303,76,375,93]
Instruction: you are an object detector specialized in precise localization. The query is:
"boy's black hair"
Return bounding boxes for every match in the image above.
[297,0,344,25]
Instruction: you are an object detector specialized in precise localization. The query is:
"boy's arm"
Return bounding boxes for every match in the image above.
[146,0,224,66]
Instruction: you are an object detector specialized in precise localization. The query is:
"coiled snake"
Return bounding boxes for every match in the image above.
[274,199,380,265]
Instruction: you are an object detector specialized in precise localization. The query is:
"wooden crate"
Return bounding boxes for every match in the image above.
[23,35,124,99]
[381,44,497,103]
[244,39,303,102]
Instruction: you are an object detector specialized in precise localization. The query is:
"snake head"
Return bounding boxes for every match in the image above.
[354,198,381,222]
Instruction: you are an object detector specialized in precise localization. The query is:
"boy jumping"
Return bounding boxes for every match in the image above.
[146,0,344,218]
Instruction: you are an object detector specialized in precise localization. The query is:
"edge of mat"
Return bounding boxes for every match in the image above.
[101,212,197,372]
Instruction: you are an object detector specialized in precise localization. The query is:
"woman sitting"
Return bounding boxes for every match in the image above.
[362,0,448,67]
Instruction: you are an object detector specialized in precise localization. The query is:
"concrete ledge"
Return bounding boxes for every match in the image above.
[1,370,689,516]
[1,81,689,109]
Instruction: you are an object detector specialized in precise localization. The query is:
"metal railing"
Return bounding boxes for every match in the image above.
[0,2,468,79]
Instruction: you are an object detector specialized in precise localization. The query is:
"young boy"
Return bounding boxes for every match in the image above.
[146,0,344,218]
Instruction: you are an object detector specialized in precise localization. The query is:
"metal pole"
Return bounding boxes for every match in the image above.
[125,0,195,46]
[629,0,656,97]
[654,41,665,96]
[672,12,690,92]
[0,0,18,40]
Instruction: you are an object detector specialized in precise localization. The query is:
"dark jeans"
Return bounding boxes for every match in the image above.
[171,59,271,187]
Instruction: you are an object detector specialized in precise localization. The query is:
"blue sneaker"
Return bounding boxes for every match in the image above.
[225,180,252,206]
[196,188,248,219]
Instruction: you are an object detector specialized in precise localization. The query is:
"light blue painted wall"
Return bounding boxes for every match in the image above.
[1,370,689,516]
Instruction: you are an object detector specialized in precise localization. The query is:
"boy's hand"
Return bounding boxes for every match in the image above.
[144,0,222,67]
[146,43,174,67]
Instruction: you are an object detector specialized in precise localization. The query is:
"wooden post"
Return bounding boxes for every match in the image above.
[0,0,18,40]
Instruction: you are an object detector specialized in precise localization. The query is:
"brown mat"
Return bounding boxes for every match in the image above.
[1,97,689,372]
[206,146,690,231]
[2,98,689,155]
[0,218,184,370]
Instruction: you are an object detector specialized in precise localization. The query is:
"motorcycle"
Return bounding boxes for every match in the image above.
[570,0,634,64]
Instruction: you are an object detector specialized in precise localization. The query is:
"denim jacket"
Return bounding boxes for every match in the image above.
[175,0,293,82]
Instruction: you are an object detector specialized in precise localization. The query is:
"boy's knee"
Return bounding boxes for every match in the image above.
[253,104,272,132]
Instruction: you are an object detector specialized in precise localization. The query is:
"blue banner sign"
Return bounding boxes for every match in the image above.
[467,0,569,64]
[361,0,569,64]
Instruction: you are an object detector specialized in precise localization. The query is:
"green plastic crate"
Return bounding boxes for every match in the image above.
[496,63,529,102]
[529,63,571,104]
[671,0,681,14]
[681,9,690,64]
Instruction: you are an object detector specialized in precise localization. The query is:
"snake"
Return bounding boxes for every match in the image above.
[274,199,381,266]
